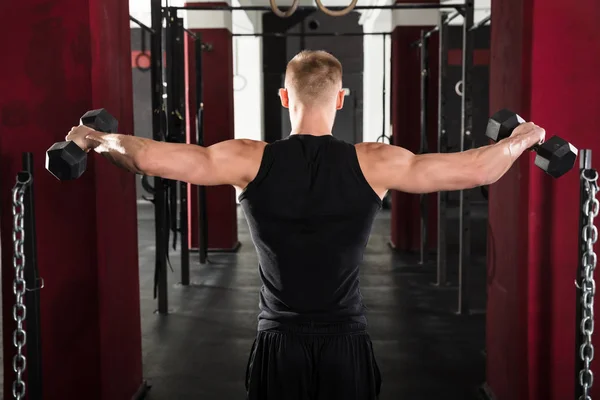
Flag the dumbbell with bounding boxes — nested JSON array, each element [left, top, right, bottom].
[[486, 109, 577, 178], [46, 109, 118, 180]]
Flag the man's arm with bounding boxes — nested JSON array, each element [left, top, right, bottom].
[[357, 122, 545, 196], [67, 125, 265, 188]]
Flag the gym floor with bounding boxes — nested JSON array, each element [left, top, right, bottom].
[[137, 202, 488, 400]]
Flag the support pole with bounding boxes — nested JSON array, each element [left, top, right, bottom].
[[195, 36, 209, 265], [435, 12, 449, 287], [457, 0, 474, 315], [151, 0, 169, 314], [418, 30, 429, 265]]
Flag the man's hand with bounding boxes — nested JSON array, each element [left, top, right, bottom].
[[66, 125, 97, 152], [357, 121, 546, 197], [506, 122, 546, 157]]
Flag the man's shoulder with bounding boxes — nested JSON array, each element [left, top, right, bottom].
[[234, 138, 267, 149], [228, 139, 267, 158], [355, 142, 391, 160]]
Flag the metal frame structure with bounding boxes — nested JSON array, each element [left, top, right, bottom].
[[407, 4, 477, 315], [435, 10, 450, 288], [181, 27, 210, 266], [457, 0, 475, 315], [232, 32, 391, 37], [131, 3, 211, 314], [165, 9, 191, 287], [150, 0, 170, 314], [418, 29, 429, 266], [170, 3, 464, 11], [411, 2, 489, 314], [192, 33, 210, 266], [145, 1, 478, 314]]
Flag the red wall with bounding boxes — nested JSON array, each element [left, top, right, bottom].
[[0, 1, 142, 398], [486, 0, 600, 399]]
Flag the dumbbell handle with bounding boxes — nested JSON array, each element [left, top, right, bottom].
[[50, 108, 115, 146]]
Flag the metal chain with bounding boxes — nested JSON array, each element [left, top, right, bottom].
[[11, 176, 30, 400], [579, 168, 599, 400]]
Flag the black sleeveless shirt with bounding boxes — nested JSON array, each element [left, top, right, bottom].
[[238, 134, 382, 331]]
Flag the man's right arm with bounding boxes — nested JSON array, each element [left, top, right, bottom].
[[357, 122, 545, 197]]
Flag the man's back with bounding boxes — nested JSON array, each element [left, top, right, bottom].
[[239, 134, 382, 330], [67, 48, 546, 400]]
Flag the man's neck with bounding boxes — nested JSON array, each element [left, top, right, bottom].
[[289, 107, 334, 136]]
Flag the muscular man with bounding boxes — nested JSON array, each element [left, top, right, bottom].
[[66, 50, 545, 400]]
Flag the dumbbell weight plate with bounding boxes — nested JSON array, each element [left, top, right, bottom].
[[81, 109, 118, 133], [534, 136, 578, 178], [46, 141, 87, 181]]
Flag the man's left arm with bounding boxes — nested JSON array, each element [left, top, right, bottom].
[[69, 125, 265, 188]]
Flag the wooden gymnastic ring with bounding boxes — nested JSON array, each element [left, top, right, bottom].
[[314, 0, 358, 17], [269, 0, 300, 18]]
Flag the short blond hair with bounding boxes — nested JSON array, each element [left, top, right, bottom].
[[284, 50, 343, 104]]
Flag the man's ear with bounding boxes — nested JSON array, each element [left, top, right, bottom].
[[336, 89, 345, 110], [279, 88, 289, 108]]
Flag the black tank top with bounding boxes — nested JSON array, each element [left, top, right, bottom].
[[239, 134, 382, 331]]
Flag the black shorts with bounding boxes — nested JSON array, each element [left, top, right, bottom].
[[245, 322, 382, 400]]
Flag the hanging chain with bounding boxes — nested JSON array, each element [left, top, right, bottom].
[[11, 174, 31, 400], [579, 168, 599, 400]]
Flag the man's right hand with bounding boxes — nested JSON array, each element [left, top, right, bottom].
[[357, 122, 546, 197], [66, 125, 98, 152]]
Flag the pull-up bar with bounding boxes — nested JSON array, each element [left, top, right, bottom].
[[232, 32, 391, 37], [130, 15, 155, 34], [469, 14, 491, 31], [167, 3, 465, 11]]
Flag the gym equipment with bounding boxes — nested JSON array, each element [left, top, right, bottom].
[[486, 109, 577, 178], [269, 0, 299, 18], [45, 109, 118, 181], [315, 0, 358, 17], [576, 149, 598, 400]]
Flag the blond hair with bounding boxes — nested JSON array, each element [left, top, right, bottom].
[[284, 50, 343, 104]]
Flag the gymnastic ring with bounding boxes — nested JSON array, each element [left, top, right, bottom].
[[454, 80, 463, 96], [233, 74, 247, 91], [135, 52, 151, 72], [315, 0, 358, 17], [269, 0, 300, 18]]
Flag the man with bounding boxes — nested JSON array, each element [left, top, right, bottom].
[[67, 50, 545, 400]]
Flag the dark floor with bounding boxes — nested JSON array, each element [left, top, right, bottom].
[[137, 203, 487, 400]]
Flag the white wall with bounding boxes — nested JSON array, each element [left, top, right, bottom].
[[361, 8, 392, 143], [232, 3, 264, 141]]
